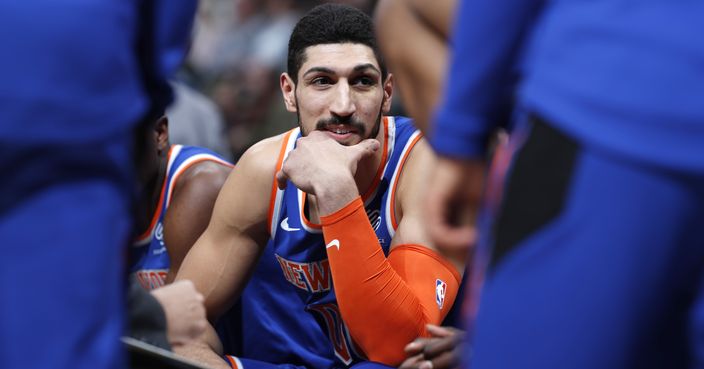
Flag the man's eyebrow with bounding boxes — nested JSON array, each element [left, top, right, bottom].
[[302, 67, 335, 78], [353, 63, 381, 74], [302, 64, 381, 78]]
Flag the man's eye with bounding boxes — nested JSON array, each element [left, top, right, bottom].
[[353, 77, 375, 86], [312, 77, 332, 85]]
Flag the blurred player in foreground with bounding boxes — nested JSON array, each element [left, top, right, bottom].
[[428, 0, 704, 368], [0, 1, 195, 368]]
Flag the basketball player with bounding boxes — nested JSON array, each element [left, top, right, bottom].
[[174, 4, 465, 369], [131, 115, 233, 289]]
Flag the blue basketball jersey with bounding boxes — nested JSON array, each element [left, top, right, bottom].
[[220, 116, 422, 368], [130, 144, 232, 290]]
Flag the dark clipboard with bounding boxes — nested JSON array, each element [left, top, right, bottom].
[[122, 336, 214, 369]]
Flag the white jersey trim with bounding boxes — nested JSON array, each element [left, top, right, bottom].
[[385, 129, 422, 238], [164, 152, 231, 208], [270, 128, 300, 239]]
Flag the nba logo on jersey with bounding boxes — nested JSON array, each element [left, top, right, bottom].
[[436, 279, 447, 309]]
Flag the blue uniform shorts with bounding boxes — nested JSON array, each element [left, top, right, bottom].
[[470, 118, 704, 368]]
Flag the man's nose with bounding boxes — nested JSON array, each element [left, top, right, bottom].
[[329, 80, 356, 117]]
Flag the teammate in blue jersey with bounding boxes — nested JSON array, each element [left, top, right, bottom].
[[0, 2, 195, 369], [131, 115, 233, 290], [426, 0, 704, 368], [173, 5, 466, 369]]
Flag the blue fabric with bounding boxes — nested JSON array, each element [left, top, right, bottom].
[[226, 357, 393, 369], [237, 358, 308, 369], [432, 0, 704, 171], [0, 1, 196, 367], [0, 135, 134, 369], [469, 132, 704, 368], [348, 362, 394, 369], [0, 0, 197, 144]]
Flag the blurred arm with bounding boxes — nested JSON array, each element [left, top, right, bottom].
[[374, 0, 455, 132]]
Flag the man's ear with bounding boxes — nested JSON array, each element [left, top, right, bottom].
[[280, 73, 298, 113], [155, 115, 169, 154], [381, 73, 394, 113]]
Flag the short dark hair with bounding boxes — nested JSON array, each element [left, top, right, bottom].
[[287, 4, 387, 83]]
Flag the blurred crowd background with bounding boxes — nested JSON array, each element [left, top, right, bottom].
[[169, 0, 404, 161]]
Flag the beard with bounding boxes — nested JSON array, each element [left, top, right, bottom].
[[295, 93, 384, 145]]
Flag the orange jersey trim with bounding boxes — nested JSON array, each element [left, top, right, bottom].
[[267, 130, 296, 235], [165, 156, 233, 207], [224, 355, 241, 369], [135, 147, 232, 243], [300, 191, 323, 230], [360, 116, 391, 200], [135, 145, 176, 242]]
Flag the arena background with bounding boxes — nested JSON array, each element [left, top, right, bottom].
[[169, 0, 408, 162]]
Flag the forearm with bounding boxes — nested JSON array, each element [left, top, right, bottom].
[[173, 342, 230, 369], [176, 229, 262, 321], [321, 198, 459, 365], [173, 324, 230, 369]]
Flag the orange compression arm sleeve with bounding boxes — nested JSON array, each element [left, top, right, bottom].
[[320, 197, 461, 365]]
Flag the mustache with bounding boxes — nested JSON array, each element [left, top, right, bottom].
[[315, 115, 367, 136]]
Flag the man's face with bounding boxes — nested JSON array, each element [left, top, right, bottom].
[[282, 43, 392, 146]]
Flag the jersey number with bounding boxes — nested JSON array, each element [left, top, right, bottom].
[[308, 303, 360, 365]]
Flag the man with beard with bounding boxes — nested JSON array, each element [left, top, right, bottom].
[[174, 4, 465, 369]]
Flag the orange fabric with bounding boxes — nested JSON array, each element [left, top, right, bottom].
[[165, 156, 233, 206], [321, 197, 460, 365], [224, 355, 239, 369], [135, 145, 175, 241]]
